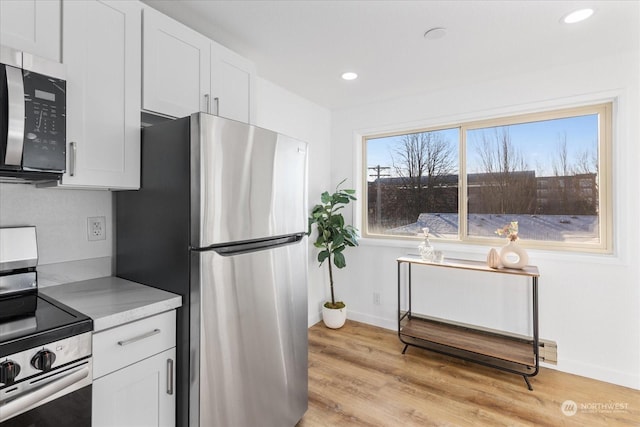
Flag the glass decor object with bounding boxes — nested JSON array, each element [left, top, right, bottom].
[[418, 227, 435, 261]]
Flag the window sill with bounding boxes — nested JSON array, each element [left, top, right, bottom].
[[358, 236, 624, 266]]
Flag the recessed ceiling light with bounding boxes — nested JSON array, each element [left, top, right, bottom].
[[341, 72, 358, 81], [562, 8, 594, 24], [423, 27, 447, 40]]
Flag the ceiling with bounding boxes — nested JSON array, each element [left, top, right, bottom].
[[141, 0, 639, 111]]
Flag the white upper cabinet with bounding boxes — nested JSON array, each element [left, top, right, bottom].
[[61, 0, 141, 189], [142, 7, 210, 118], [141, 6, 255, 123], [0, 0, 61, 61], [210, 42, 255, 124]]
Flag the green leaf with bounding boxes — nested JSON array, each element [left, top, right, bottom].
[[320, 191, 331, 204], [333, 251, 346, 268], [331, 244, 345, 254], [317, 250, 330, 264]]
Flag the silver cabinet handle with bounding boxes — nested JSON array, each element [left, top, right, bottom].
[[204, 93, 210, 114], [117, 328, 160, 346], [4, 66, 25, 166], [69, 142, 77, 176], [214, 97, 219, 115], [167, 358, 174, 395]]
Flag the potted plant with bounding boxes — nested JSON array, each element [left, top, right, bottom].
[[307, 179, 359, 329]]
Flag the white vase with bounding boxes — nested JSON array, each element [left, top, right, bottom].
[[322, 305, 347, 329], [500, 240, 528, 269], [486, 248, 500, 268]]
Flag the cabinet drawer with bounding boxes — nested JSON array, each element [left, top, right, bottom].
[[93, 310, 176, 379]]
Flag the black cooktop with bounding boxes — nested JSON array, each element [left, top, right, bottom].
[[0, 293, 92, 357]]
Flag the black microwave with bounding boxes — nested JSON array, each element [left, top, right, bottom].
[[0, 45, 66, 183]]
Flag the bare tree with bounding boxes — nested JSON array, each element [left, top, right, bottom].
[[552, 132, 570, 176], [552, 132, 571, 212], [391, 131, 456, 221], [573, 147, 597, 175], [472, 127, 535, 214], [547, 134, 598, 215]]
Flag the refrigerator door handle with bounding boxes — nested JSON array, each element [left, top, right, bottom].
[[195, 233, 305, 256]]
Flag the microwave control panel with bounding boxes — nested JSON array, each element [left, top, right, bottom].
[[22, 70, 66, 172]]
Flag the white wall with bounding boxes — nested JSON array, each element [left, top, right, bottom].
[[330, 50, 640, 389], [254, 76, 332, 326]]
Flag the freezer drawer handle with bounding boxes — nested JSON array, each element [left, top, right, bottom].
[[117, 329, 161, 346], [208, 233, 305, 256]]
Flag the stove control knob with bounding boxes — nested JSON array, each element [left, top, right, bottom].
[[0, 360, 21, 385], [31, 350, 56, 372]]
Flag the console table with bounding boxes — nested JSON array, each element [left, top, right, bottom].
[[397, 255, 540, 390]]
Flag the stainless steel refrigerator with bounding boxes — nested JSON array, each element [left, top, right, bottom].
[[116, 113, 308, 427]]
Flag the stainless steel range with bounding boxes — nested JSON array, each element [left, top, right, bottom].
[[0, 226, 93, 426]]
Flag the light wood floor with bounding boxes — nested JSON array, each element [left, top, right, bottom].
[[297, 320, 639, 426]]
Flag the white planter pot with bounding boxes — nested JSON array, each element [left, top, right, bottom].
[[322, 305, 347, 329]]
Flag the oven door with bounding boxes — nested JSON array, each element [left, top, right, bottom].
[[0, 358, 92, 426]]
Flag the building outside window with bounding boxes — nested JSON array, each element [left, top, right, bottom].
[[363, 103, 612, 253]]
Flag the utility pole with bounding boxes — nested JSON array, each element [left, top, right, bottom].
[[368, 165, 390, 227]]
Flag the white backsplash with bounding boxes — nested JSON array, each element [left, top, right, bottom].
[[0, 183, 114, 279]]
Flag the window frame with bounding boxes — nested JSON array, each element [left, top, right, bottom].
[[361, 102, 613, 254]]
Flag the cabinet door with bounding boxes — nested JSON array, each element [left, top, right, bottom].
[[0, 0, 60, 61], [93, 348, 176, 427], [142, 7, 210, 118], [210, 42, 255, 124], [61, 0, 141, 189]]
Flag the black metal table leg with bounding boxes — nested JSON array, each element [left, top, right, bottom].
[[523, 375, 533, 391]]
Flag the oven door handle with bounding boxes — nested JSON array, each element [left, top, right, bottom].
[[0, 365, 90, 423]]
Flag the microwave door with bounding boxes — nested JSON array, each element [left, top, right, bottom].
[[2, 64, 25, 168]]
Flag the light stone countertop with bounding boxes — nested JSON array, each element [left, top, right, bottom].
[[41, 276, 182, 332]]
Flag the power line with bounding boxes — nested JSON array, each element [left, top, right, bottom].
[[368, 165, 390, 225]]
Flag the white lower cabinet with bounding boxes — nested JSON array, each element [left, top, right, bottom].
[[93, 348, 176, 427], [92, 310, 176, 427]]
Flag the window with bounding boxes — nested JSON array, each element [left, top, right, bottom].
[[363, 103, 612, 252]]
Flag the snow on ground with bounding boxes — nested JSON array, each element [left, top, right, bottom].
[[388, 213, 598, 242]]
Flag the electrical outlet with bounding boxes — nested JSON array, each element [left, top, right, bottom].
[[88, 216, 106, 241], [373, 292, 381, 305]]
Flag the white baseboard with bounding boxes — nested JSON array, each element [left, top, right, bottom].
[[346, 309, 396, 331], [551, 359, 640, 391], [308, 310, 322, 328]]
